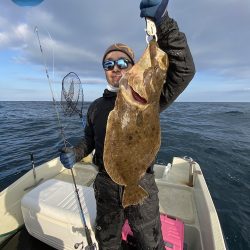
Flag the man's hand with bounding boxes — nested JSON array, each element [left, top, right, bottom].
[[59, 147, 76, 169], [140, 0, 169, 24]]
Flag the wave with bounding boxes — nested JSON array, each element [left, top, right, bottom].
[[224, 111, 244, 115]]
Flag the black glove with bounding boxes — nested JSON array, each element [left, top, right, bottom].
[[140, 0, 169, 24], [59, 147, 76, 169]]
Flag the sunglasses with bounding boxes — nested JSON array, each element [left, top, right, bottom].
[[103, 58, 133, 71]]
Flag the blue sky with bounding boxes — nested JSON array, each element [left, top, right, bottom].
[[0, 0, 250, 102]]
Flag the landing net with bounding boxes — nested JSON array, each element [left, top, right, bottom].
[[61, 72, 84, 119]]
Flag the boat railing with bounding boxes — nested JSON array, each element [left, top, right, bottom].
[[183, 156, 202, 187]]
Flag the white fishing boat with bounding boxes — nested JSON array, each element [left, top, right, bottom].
[[0, 156, 227, 250]]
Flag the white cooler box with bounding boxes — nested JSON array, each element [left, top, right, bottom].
[[21, 179, 98, 250]]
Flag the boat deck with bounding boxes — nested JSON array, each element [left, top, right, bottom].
[[156, 159, 203, 250]]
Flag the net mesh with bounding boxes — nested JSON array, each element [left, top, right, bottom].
[[61, 72, 83, 117]]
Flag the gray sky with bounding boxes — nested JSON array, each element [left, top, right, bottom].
[[0, 0, 250, 101]]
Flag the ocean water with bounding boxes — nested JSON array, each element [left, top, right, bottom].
[[0, 101, 249, 249]]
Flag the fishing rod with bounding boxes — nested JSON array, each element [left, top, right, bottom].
[[34, 26, 67, 145], [24, 153, 44, 191], [34, 26, 96, 250]]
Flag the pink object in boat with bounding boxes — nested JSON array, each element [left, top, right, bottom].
[[122, 214, 184, 250]]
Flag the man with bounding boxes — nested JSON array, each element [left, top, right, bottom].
[[60, 0, 195, 249]]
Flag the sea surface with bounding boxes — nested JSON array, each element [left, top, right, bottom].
[[0, 101, 249, 249]]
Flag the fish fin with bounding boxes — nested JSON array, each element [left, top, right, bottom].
[[122, 185, 149, 208]]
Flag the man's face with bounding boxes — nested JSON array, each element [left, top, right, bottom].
[[103, 51, 133, 88]]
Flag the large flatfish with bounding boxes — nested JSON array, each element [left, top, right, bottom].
[[103, 40, 168, 208]]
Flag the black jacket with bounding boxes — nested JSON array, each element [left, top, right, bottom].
[[74, 14, 195, 171]]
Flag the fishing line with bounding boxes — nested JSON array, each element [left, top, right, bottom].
[[34, 26, 96, 249], [34, 26, 70, 147]]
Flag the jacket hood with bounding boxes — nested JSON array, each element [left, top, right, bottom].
[[103, 89, 117, 98]]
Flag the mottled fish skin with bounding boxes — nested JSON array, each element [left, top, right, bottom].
[[104, 40, 168, 208]]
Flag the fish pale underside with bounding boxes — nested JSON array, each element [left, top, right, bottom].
[[104, 40, 169, 208]]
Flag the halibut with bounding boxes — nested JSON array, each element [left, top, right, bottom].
[[104, 40, 168, 207]]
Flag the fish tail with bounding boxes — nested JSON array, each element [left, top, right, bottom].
[[122, 185, 149, 208]]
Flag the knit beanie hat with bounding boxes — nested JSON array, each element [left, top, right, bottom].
[[102, 43, 135, 65]]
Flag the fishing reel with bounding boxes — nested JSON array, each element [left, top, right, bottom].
[[74, 241, 97, 250], [74, 241, 84, 250]]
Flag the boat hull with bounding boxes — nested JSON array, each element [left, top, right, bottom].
[[0, 157, 227, 250]]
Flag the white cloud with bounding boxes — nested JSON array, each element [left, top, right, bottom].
[[0, 32, 9, 46], [0, 0, 250, 101], [15, 23, 29, 39], [0, 21, 32, 49]]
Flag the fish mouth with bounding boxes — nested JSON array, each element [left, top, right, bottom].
[[130, 86, 147, 104]]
